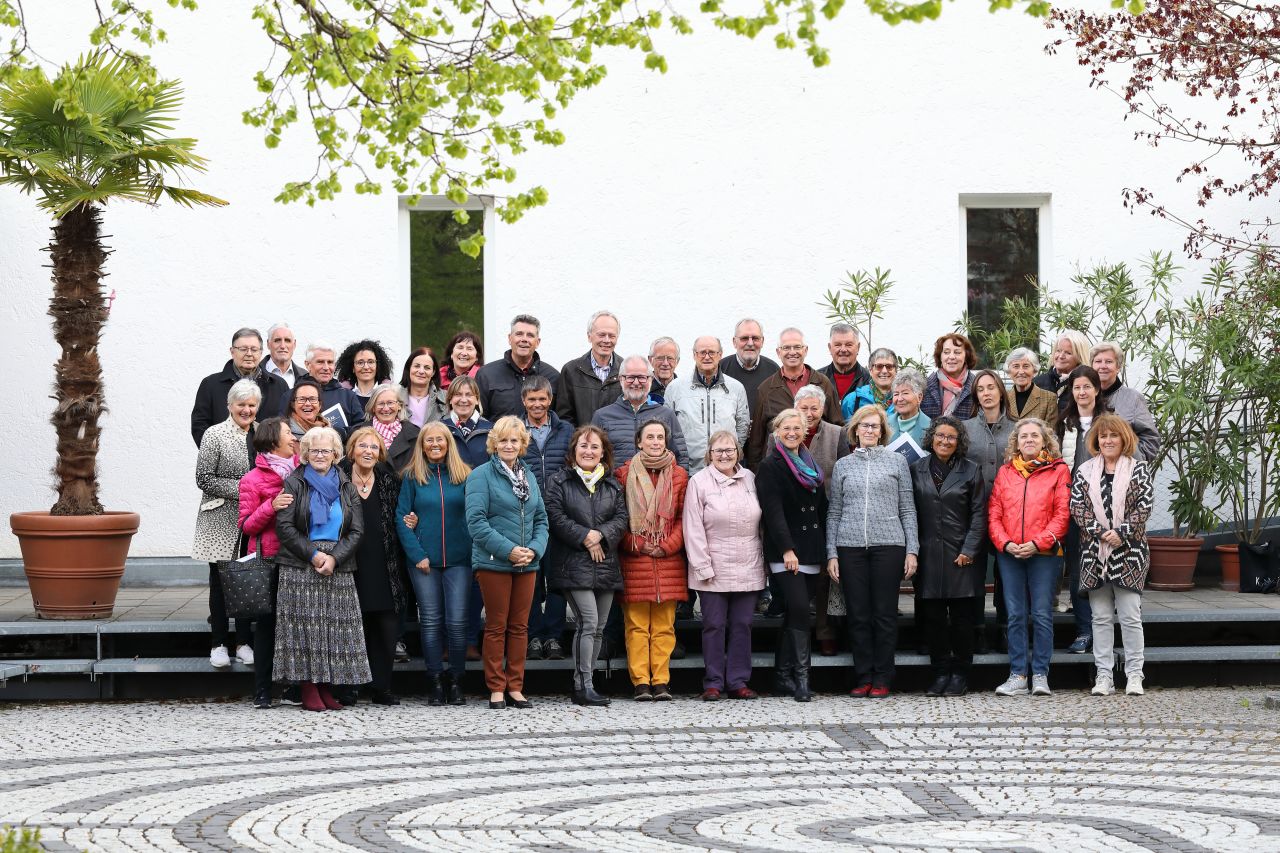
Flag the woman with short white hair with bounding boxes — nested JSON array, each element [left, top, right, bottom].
[[192, 378, 261, 670], [1003, 348, 1058, 427], [886, 369, 930, 445]]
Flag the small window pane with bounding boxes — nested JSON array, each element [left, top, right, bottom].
[[409, 210, 483, 352], [966, 207, 1038, 366]]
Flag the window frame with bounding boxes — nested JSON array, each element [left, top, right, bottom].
[[397, 194, 494, 349]]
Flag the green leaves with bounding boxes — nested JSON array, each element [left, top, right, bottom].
[[819, 267, 895, 353]]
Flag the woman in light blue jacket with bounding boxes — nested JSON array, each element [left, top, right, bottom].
[[465, 415, 550, 710]]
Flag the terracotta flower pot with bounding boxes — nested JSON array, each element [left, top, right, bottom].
[[1215, 544, 1240, 592], [10, 511, 140, 619], [1146, 536, 1202, 591]]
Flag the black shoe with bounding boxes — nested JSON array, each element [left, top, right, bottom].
[[1068, 634, 1092, 654], [671, 641, 686, 661], [527, 638, 544, 660], [488, 698, 506, 710], [755, 591, 772, 615], [572, 688, 586, 706], [634, 684, 653, 701], [425, 673, 445, 707], [371, 690, 401, 706], [505, 693, 533, 709], [544, 638, 565, 660], [944, 673, 968, 696], [444, 672, 466, 706], [335, 688, 358, 707], [787, 627, 812, 703], [394, 640, 410, 663], [253, 691, 272, 710], [773, 628, 796, 695], [280, 685, 302, 706], [925, 674, 950, 697], [651, 683, 672, 701], [675, 601, 694, 621], [973, 629, 990, 656], [581, 685, 610, 706]]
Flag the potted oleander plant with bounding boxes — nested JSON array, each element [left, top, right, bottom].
[[1, 52, 224, 618]]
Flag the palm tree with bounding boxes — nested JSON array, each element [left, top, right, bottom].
[[0, 52, 226, 515]]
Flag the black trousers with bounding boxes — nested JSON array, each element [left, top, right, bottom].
[[774, 570, 817, 632], [363, 610, 400, 693], [919, 597, 977, 675], [838, 545, 905, 687], [207, 562, 252, 649]]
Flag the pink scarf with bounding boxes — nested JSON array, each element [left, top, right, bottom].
[[939, 371, 967, 415], [263, 452, 298, 480], [1081, 454, 1134, 572], [372, 418, 402, 448]]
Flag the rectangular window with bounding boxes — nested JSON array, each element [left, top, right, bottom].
[[960, 194, 1049, 367], [406, 200, 487, 353]]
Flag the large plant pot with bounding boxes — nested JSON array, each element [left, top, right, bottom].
[[10, 511, 140, 619], [1215, 544, 1240, 592], [1146, 536, 1202, 591]]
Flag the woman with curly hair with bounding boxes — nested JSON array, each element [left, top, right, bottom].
[[337, 339, 395, 411]]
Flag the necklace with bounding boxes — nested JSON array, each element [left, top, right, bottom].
[[353, 469, 374, 496]]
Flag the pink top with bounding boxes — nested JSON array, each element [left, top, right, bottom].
[[682, 466, 766, 593]]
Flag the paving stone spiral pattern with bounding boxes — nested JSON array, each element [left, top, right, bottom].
[[2, 687, 1278, 852]]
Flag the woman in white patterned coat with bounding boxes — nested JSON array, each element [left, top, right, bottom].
[[192, 378, 260, 669]]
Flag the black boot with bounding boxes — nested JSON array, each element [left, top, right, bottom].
[[773, 629, 796, 696], [443, 671, 465, 706], [581, 681, 611, 706], [425, 673, 445, 707], [788, 628, 812, 703], [925, 671, 950, 697]]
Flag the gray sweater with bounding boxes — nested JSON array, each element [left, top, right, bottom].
[[826, 446, 919, 558]]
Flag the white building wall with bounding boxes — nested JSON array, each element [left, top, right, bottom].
[[0, 2, 1236, 556]]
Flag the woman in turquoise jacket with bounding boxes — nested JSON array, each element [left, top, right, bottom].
[[395, 421, 473, 705], [465, 415, 550, 709]]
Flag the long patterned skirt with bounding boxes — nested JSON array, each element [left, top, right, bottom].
[[273, 564, 372, 685]]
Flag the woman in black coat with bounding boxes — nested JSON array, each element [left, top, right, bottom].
[[909, 415, 988, 697], [755, 408, 829, 702], [543, 425, 628, 707]]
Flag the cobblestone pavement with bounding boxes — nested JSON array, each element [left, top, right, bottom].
[[2, 687, 1279, 852]]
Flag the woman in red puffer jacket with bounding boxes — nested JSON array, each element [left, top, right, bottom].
[[615, 419, 689, 702], [988, 417, 1071, 699]]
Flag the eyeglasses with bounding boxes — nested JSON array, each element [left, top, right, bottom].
[[778, 345, 805, 353], [354, 359, 378, 368], [857, 423, 881, 432], [232, 346, 262, 355], [650, 355, 677, 363], [871, 363, 896, 372], [736, 335, 762, 343], [309, 448, 334, 456], [933, 433, 958, 442], [694, 350, 720, 358], [710, 448, 738, 456], [294, 397, 319, 405], [374, 401, 399, 409], [621, 374, 649, 383]]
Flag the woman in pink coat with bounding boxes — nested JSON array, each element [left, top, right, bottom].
[[683, 430, 766, 701], [237, 416, 299, 709]]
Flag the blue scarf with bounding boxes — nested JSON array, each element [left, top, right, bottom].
[[775, 437, 823, 492], [303, 465, 341, 526]]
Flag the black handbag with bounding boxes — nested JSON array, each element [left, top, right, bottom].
[[215, 534, 277, 618], [1238, 541, 1278, 594]]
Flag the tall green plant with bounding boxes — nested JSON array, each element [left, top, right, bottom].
[[0, 52, 225, 515], [819, 267, 895, 355]]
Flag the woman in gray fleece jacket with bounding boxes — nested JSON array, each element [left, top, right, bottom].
[[826, 404, 919, 698]]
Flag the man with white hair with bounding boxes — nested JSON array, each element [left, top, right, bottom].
[[665, 336, 749, 473], [556, 310, 623, 426], [591, 354, 689, 468], [647, 336, 680, 403], [301, 341, 365, 438], [191, 326, 287, 446], [744, 327, 841, 467], [260, 322, 302, 389], [819, 323, 871, 404], [720, 318, 779, 411]]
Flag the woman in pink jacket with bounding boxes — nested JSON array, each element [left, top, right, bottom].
[[682, 430, 766, 701], [237, 416, 299, 709]]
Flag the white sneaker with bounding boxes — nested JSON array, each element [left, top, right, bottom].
[[209, 645, 231, 668], [1091, 673, 1115, 696], [994, 674, 1029, 696], [1031, 674, 1052, 696], [1125, 674, 1144, 695], [235, 644, 255, 666]]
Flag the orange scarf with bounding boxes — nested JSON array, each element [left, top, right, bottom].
[[1012, 450, 1056, 479]]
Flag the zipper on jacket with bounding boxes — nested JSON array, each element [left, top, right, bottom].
[[436, 471, 447, 567], [1020, 475, 1030, 546], [862, 452, 871, 545]]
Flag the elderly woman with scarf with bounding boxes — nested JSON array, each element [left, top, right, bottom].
[[273, 426, 369, 712], [465, 415, 550, 709], [1070, 415, 1154, 697], [615, 418, 690, 701], [237, 416, 298, 708], [364, 382, 421, 473], [756, 409, 829, 701]]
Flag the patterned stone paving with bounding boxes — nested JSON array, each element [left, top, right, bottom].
[[1, 687, 1278, 851]]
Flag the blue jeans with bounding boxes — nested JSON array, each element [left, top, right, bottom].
[[528, 561, 567, 643], [409, 564, 473, 676], [997, 553, 1061, 677], [1065, 522, 1093, 637]]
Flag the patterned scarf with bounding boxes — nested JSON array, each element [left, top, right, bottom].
[[303, 464, 341, 525], [494, 456, 530, 502], [939, 371, 967, 415], [1082, 453, 1135, 570], [372, 418, 402, 448], [263, 452, 297, 481], [575, 464, 606, 494], [452, 411, 478, 437], [1012, 450, 1056, 479], [775, 436, 823, 492], [625, 450, 676, 547]]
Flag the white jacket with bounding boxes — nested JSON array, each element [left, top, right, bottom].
[[665, 372, 750, 472]]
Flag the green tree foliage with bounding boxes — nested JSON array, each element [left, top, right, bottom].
[[1, 0, 1051, 256]]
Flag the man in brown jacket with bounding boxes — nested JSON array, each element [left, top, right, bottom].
[[744, 327, 842, 468]]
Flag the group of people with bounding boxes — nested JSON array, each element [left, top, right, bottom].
[[191, 312, 1158, 708]]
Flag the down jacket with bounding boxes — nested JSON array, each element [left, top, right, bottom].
[[443, 415, 493, 468], [464, 457, 549, 573], [543, 467, 628, 592], [682, 465, 766, 593], [614, 459, 689, 604], [237, 454, 291, 558], [988, 457, 1071, 556], [274, 466, 364, 573], [909, 455, 988, 599], [521, 412, 574, 488]]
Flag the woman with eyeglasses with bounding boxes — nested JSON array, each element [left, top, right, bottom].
[[827, 404, 918, 699], [337, 339, 395, 412], [364, 383, 421, 473], [284, 378, 331, 441], [841, 348, 898, 420]]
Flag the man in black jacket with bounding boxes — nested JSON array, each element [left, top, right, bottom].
[[555, 310, 622, 427], [476, 314, 560, 420], [191, 327, 287, 446]]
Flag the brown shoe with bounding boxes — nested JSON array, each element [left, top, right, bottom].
[[651, 683, 673, 701], [465, 644, 481, 662], [633, 683, 653, 701], [728, 686, 758, 700], [700, 688, 722, 702]]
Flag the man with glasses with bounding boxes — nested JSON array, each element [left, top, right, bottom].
[[820, 323, 871, 406], [744, 328, 842, 468], [720, 318, 779, 411], [191, 327, 287, 445], [591, 355, 689, 468], [665, 336, 749, 473], [841, 348, 900, 420], [647, 336, 680, 403], [556, 310, 623, 426], [300, 341, 364, 439]]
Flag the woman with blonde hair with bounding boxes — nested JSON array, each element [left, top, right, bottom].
[[396, 421, 474, 704], [465, 416, 549, 709], [1035, 330, 1092, 415], [1070, 415, 1155, 696], [365, 382, 420, 472]]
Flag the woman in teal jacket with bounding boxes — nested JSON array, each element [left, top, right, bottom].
[[465, 415, 550, 709], [395, 421, 473, 705]]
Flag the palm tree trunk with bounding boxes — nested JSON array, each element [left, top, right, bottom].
[[48, 205, 107, 516]]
